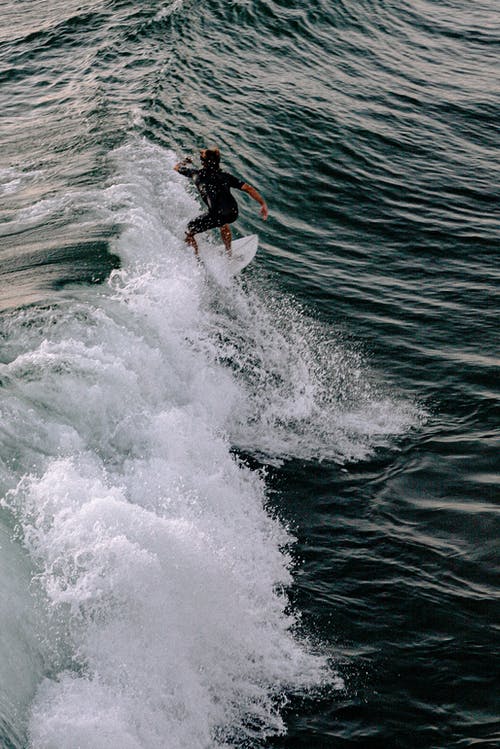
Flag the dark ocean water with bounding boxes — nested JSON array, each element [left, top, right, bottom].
[[0, 1, 499, 747]]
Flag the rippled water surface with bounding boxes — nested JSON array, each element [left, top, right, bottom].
[[0, 1, 498, 747]]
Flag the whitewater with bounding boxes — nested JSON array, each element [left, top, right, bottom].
[[0, 139, 417, 748]]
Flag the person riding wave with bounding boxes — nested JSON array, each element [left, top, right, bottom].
[[174, 147, 268, 256]]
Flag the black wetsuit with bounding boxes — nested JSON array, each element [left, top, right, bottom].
[[177, 164, 245, 235]]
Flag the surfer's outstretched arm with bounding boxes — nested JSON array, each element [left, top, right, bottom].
[[174, 158, 196, 176], [241, 183, 268, 220]]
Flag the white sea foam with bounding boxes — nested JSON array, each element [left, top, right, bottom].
[[0, 167, 41, 198], [155, 0, 185, 21], [0, 520, 45, 748], [0, 138, 421, 747]]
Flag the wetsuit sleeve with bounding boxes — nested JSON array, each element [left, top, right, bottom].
[[176, 165, 198, 178], [227, 173, 245, 190]]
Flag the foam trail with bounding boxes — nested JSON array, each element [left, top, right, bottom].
[[1, 139, 341, 749], [200, 279, 422, 465]]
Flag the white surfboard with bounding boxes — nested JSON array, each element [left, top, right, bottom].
[[199, 234, 258, 276], [228, 234, 259, 273]]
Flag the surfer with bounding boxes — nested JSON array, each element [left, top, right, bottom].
[[174, 147, 268, 256]]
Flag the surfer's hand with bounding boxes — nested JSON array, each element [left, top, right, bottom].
[[174, 157, 193, 172], [174, 157, 192, 171], [260, 203, 269, 220]]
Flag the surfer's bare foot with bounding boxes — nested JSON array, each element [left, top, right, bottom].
[[220, 224, 232, 256], [185, 232, 199, 256]]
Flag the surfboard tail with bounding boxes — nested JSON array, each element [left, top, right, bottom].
[[228, 235, 259, 274]]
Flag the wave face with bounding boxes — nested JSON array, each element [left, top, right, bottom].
[[0, 140, 414, 747]]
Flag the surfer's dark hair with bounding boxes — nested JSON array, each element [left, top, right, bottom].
[[200, 148, 220, 169]]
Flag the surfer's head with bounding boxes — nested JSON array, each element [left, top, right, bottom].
[[200, 147, 220, 169]]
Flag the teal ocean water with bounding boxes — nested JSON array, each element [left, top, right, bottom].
[[1, 1, 498, 747]]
